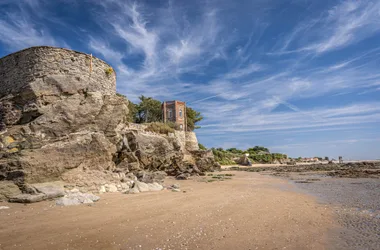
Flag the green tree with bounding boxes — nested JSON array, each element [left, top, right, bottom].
[[186, 106, 203, 131], [125, 100, 138, 122], [136, 95, 162, 123], [246, 146, 270, 154], [226, 148, 244, 154]]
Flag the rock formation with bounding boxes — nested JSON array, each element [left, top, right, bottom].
[[0, 46, 220, 202]]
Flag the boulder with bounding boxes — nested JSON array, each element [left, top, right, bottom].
[[9, 193, 47, 203], [136, 171, 167, 184], [120, 183, 130, 192], [134, 181, 150, 192], [56, 192, 100, 206], [32, 181, 65, 199], [147, 182, 164, 191], [105, 184, 118, 193], [56, 197, 82, 206], [0, 181, 21, 201], [176, 173, 188, 180], [235, 155, 250, 166], [99, 186, 106, 193], [127, 187, 140, 194]]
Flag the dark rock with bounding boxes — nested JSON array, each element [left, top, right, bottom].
[[9, 193, 47, 203], [176, 173, 188, 180], [136, 171, 167, 184]]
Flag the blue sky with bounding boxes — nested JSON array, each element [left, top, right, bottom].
[[1, 0, 380, 160]]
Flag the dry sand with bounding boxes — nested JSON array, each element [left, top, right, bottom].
[[0, 172, 335, 250]]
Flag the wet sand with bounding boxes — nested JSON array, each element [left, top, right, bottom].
[[287, 174, 380, 250], [0, 172, 333, 250], [222, 162, 380, 249]]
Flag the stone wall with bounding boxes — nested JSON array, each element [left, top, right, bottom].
[[185, 131, 199, 152], [127, 124, 199, 155], [0, 46, 116, 98], [174, 130, 187, 153]]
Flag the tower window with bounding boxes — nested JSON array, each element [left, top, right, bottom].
[[179, 109, 183, 117], [168, 109, 172, 118]]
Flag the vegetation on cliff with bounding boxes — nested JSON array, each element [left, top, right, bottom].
[[145, 122, 182, 135], [186, 107, 203, 131], [209, 147, 288, 165], [117, 93, 203, 131]]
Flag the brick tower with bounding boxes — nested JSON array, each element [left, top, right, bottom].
[[162, 100, 187, 131]]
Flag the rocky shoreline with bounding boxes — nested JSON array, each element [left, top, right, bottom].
[[224, 161, 380, 178]]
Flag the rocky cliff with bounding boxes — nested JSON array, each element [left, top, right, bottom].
[[0, 46, 220, 202]]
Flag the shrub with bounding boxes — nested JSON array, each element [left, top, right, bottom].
[[105, 67, 114, 76], [198, 143, 207, 150], [211, 147, 287, 165], [166, 121, 181, 130], [145, 122, 175, 135], [211, 148, 239, 165]]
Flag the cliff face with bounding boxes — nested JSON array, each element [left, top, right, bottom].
[[0, 46, 219, 200]]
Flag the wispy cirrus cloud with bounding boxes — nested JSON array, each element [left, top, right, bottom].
[[275, 1, 380, 55], [0, 0, 66, 50], [0, 0, 379, 158], [223, 63, 264, 79], [198, 102, 380, 134], [0, 14, 58, 50], [81, 0, 232, 101]]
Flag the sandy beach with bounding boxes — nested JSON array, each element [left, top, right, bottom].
[[0, 172, 334, 250]]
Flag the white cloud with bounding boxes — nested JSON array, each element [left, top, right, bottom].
[[198, 101, 380, 135], [277, 1, 380, 55], [224, 64, 263, 79], [1, 0, 379, 158], [0, 15, 58, 50], [85, 0, 227, 101]]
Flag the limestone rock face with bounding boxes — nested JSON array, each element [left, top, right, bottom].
[[0, 92, 128, 185], [113, 132, 184, 176], [190, 150, 221, 172], [0, 47, 128, 196], [0, 46, 219, 202]]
